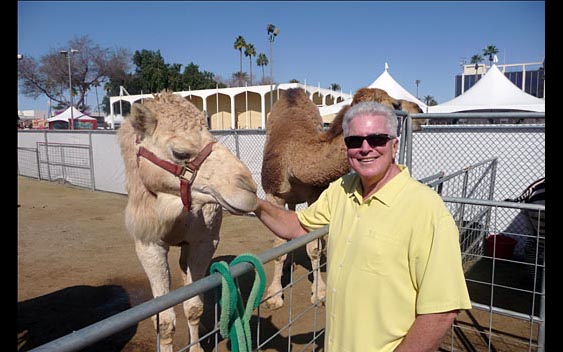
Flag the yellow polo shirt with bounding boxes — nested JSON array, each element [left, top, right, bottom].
[[296, 165, 472, 352]]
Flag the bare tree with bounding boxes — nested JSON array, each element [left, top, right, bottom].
[[17, 35, 130, 111]]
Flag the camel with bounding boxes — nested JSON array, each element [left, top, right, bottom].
[[397, 99, 427, 131], [117, 91, 258, 352], [352, 87, 427, 131], [352, 87, 402, 109], [261, 88, 349, 310]]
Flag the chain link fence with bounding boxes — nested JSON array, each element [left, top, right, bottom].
[[18, 111, 545, 351]]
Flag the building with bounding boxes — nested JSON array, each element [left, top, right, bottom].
[[455, 61, 544, 99], [107, 83, 351, 130]]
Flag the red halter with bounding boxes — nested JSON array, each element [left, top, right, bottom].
[[136, 141, 216, 211]]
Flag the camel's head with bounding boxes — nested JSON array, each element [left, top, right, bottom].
[[397, 99, 423, 114], [397, 99, 427, 131], [352, 87, 401, 110], [128, 92, 257, 214]]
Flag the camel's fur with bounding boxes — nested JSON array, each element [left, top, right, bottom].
[[352, 87, 402, 110], [117, 91, 257, 352], [397, 99, 428, 131], [261, 88, 349, 309], [351, 88, 427, 131]]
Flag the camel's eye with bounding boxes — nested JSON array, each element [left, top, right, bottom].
[[172, 150, 191, 160]]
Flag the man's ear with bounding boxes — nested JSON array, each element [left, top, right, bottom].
[[129, 103, 157, 138], [392, 137, 400, 157]]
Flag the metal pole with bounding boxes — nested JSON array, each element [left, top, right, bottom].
[[61, 49, 78, 130], [269, 38, 273, 111], [66, 52, 74, 130]]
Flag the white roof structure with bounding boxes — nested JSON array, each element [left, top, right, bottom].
[[368, 63, 428, 111], [319, 63, 428, 120], [48, 107, 97, 123], [427, 64, 545, 113], [318, 97, 352, 116]]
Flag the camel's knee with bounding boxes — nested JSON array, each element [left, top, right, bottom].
[[152, 309, 176, 345], [185, 301, 204, 325], [306, 242, 323, 260]]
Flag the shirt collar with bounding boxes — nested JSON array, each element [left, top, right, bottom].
[[350, 164, 410, 206]]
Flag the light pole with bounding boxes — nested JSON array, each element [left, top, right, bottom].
[[267, 24, 280, 111], [415, 79, 421, 99], [60, 49, 79, 129]]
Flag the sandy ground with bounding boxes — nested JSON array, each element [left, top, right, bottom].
[[17, 176, 325, 352], [17, 176, 543, 351]]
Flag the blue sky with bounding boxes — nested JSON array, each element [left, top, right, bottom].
[[18, 1, 545, 112]]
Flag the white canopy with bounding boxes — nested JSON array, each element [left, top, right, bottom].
[[427, 64, 545, 113], [48, 107, 97, 123], [368, 63, 428, 111]]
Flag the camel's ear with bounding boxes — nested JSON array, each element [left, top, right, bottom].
[[130, 103, 157, 137]]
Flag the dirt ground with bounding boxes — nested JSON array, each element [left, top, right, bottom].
[[17, 176, 542, 352], [17, 176, 325, 352]]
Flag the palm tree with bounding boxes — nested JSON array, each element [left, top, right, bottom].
[[470, 54, 483, 64], [289, 79, 300, 83], [231, 71, 248, 87], [244, 43, 256, 85], [470, 54, 484, 81], [256, 53, 269, 83], [233, 35, 247, 74], [423, 95, 437, 106], [482, 45, 499, 66], [329, 83, 341, 91]]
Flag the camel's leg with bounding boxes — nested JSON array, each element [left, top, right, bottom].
[[264, 236, 289, 310], [179, 205, 222, 352], [306, 237, 326, 305], [264, 194, 290, 310], [135, 240, 175, 352]]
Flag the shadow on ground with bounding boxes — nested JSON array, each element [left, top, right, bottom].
[[17, 285, 136, 351]]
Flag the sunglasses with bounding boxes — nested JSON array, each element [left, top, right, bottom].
[[344, 133, 395, 149]]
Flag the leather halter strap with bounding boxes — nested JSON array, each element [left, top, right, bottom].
[[136, 141, 216, 210]]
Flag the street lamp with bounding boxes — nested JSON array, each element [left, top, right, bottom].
[[267, 24, 280, 110], [415, 79, 421, 99], [60, 49, 79, 129]]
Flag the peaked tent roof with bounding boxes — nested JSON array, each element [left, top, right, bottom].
[[368, 63, 428, 111], [48, 107, 97, 122], [427, 64, 545, 113]]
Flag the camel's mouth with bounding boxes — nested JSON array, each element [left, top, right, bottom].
[[194, 187, 257, 215], [217, 193, 258, 215]]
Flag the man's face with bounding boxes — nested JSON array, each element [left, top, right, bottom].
[[346, 114, 398, 183]]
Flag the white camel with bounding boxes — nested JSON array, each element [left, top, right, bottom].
[[117, 91, 257, 352]]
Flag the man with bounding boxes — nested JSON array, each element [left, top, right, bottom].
[[253, 101, 471, 351]]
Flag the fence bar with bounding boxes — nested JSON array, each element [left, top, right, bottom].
[[29, 225, 329, 352], [442, 196, 545, 211], [413, 112, 545, 120]]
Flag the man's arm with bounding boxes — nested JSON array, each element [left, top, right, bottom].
[[394, 310, 459, 352], [253, 198, 308, 240]]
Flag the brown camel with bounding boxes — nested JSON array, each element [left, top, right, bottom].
[[261, 88, 349, 310], [117, 91, 257, 352], [352, 87, 427, 131], [397, 99, 427, 131], [352, 87, 402, 109]]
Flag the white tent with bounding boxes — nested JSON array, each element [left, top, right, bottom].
[[47, 107, 97, 123], [368, 63, 428, 111], [427, 64, 545, 113]]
